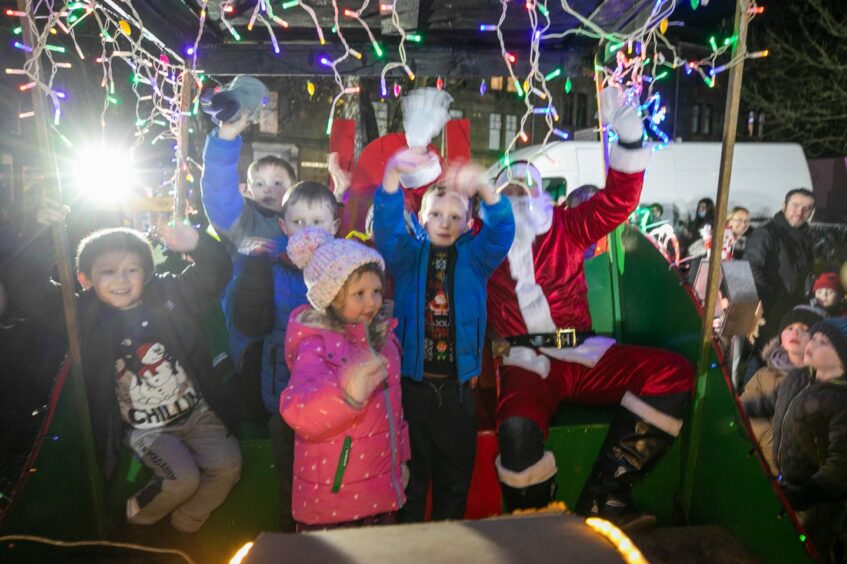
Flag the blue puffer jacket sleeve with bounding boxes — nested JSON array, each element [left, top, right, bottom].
[[372, 186, 418, 274], [201, 130, 244, 233], [469, 197, 515, 278]]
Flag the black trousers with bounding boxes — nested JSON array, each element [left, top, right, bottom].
[[268, 413, 296, 533], [398, 378, 477, 522]]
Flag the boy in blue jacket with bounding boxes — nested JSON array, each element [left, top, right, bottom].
[[201, 109, 341, 532], [374, 149, 515, 521]]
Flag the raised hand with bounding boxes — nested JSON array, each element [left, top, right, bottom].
[[328, 152, 352, 203], [237, 236, 276, 257], [157, 222, 200, 253], [339, 353, 389, 407], [444, 161, 498, 204], [383, 148, 436, 193], [218, 111, 253, 141], [599, 85, 644, 144]]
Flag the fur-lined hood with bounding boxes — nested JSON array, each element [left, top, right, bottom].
[[284, 304, 398, 367], [762, 336, 799, 376]]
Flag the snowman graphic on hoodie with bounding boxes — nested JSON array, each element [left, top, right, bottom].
[[116, 340, 201, 428]]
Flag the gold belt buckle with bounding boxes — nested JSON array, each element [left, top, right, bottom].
[[555, 328, 577, 349]]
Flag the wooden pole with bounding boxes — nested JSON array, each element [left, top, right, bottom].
[[16, 0, 107, 533], [17, 1, 83, 374], [174, 71, 193, 223], [681, 0, 750, 515]]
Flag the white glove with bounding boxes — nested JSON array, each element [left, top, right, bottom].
[[402, 88, 454, 148], [339, 354, 388, 407], [599, 85, 644, 144]]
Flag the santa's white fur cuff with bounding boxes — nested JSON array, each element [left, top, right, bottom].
[[609, 144, 651, 174], [496, 451, 558, 488], [621, 391, 683, 437]]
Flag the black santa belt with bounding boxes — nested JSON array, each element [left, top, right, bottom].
[[506, 329, 595, 349]]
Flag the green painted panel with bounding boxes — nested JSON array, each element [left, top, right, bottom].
[[613, 226, 809, 563], [688, 364, 811, 563], [547, 406, 681, 527], [585, 253, 614, 336]]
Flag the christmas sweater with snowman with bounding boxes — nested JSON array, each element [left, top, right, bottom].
[[114, 304, 201, 429]]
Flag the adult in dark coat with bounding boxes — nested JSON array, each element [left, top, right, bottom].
[[745, 189, 816, 350]]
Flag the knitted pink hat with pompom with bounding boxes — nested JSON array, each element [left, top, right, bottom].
[[287, 227, 385, 311]]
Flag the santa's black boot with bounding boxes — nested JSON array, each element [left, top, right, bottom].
[[496, 417, 559, 512], [575, 391, 687, 532], [500, 474, 558, 512]]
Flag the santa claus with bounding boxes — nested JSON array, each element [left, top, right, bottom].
[[488, 86, 695, 530]]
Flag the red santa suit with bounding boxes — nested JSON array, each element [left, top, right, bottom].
[[488, 145, 695, 506]]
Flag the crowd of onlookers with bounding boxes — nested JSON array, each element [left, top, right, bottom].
[[637, 188, 847, 560]]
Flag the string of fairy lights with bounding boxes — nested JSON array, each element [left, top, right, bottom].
[[5, 0, 767, 201]]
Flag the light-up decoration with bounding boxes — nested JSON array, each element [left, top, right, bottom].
[[70, 145, 137, 204], [638, 93, 670, 148], [11, 0, 768, 214], [584, 518, 647, 564], [229, 542, 254, 564], [480, 79, 487, 96]]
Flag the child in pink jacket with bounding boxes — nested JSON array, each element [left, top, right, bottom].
[[280, 227, 410, 530]]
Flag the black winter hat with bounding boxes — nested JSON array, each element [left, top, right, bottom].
[[810, 317, 847, 371], [779, 304, 828, 333]]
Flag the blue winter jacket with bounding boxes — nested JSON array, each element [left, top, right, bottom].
[[373, 187, 515, 383], [201, 131, 308, 413]]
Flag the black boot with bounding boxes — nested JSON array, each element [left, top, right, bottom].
[[501, 475, 558, 512], [497, 417, 558, 512], [575, 393, 684, 532]]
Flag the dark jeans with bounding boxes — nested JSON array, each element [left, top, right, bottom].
[[398, 378, 477, 523], [268, 413, 296, 532]]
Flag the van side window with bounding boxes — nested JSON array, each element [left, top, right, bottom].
[[543, 177, 567, 204]]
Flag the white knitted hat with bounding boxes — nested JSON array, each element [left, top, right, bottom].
[[287, 228, 385, 311]]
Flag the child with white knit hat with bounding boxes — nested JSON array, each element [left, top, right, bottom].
[[279, 227, 410, 530]]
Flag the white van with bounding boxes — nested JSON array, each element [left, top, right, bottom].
[[488, 141, 812, 221]]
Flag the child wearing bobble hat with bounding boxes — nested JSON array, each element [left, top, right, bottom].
[[280, 227, 410, 530], [743, 317, 847, 560]]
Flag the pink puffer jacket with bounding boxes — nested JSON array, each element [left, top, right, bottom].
[[281, 304, 410, 525]]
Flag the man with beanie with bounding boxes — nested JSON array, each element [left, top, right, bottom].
[[486, 86, 694, 531], [743, 317, 847, 559]]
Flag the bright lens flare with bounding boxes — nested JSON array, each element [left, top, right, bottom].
[[70, 146, 136, 204]]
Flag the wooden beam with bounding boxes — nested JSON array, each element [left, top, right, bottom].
[[681, 0, 750, 517], [174, 71, 193, 222], [16, 0, 107, 534]]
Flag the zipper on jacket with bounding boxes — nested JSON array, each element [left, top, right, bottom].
[[415, 242, 426, 379], [776, 375, 812, 470], [383, 381, 404, 502], [331, 436, 353, 493]]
